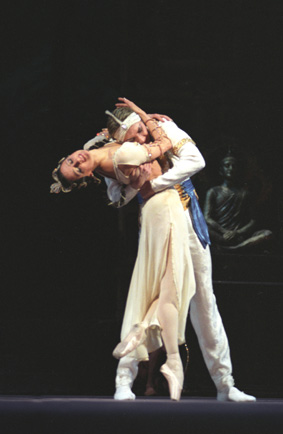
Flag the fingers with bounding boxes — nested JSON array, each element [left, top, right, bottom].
[[140, 162, 151, 173], [161, 114, 172, 121], [118, 97, 131, 102], [115, 97, 130, 108], [147, 113, 172, 122]]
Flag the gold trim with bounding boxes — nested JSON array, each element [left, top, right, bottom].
[[173, 137, 196, 155], [174, 184, 191, 210]]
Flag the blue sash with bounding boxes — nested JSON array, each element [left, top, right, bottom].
[[181, 179, 210, 248], [137, 180, 210, 249]]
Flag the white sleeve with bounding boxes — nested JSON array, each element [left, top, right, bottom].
[[104, 177, 139, 207], [150, 141, 206, 192]]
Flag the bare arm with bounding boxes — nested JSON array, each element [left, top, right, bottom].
[[116, 97, 172, 156]]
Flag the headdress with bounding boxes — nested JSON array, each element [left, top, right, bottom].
[[50, 157, 100, 194], [105, 110, 141, 142]]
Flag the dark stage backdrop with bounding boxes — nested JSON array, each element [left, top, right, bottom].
[[1, 0, 283, 396]]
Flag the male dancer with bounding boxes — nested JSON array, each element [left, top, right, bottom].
[[103, 99, 256, 402]]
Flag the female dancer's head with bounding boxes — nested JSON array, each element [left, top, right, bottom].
[[50, 150, 99, 194]]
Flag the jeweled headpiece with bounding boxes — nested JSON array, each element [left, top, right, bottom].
[[105, 110, 141, 142]]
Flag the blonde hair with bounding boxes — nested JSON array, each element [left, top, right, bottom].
[[106, 107, 133, 138]]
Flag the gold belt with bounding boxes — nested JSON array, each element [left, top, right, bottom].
[[174, 184, 198, 210]]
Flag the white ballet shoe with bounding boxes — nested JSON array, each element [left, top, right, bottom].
[[160, 363, 183, 401], [217, 386, 256, 402], [113, 324, 146, 359], [114, 385, 136, 400]]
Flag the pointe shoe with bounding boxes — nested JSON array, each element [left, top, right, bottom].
[[217, 386, 256, 402], [160, 363, 183, 401], [113, 324, 146, 359]]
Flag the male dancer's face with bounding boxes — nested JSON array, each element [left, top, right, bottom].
[[123, 121, 150, 144]]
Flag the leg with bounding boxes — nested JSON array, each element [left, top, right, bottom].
[[186, 210, 256, 401], [113, 299, 159, 359], [114, 355, 139, 400], [157, 240, 184, 401], [190, 244, 234, 392], [145, 346, 166, 396]]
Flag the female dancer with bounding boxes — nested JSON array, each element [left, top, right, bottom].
[[50, 99, 195, 400]]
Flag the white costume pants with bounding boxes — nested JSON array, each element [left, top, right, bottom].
[[186, 208, 234, 392]]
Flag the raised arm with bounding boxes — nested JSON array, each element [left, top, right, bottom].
[[116, 98, 172, 156]]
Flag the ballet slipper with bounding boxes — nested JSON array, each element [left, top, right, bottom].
[[113, 324, 146, 359], [217, 387, 256, 402], [160, 362, 183, 401], [114, 386, 136, 400]]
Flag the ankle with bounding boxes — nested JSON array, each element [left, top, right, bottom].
[[167, 352, 181, 362], [166, 353, 182, 370]]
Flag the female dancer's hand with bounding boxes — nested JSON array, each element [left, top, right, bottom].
[[116, 97, 146, 117], [116, 97, 172, 122]]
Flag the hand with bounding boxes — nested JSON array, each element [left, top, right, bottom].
[[115, 97, 145, 117], [96, 128, 110, 140], [130, 163, 152, 190], [148, 113, 172, 122]]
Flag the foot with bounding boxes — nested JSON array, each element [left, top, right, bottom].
[[160, 354, 183, 401], [144, 386, 157, 396], [113, 324, 146, 359], [217, 386, 256, 402], [114, 385, 136, 400]]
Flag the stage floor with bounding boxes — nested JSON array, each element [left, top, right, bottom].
[[0, 396, 282, 434]]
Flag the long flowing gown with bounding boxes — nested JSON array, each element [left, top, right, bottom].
[[113, 142, 196, 361]]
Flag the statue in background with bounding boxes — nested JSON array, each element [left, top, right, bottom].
[[203, 151, 272, 252]]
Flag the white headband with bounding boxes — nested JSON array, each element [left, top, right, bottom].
[[105, 110, 141, 142]]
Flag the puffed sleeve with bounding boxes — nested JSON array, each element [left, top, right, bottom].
[[115, 142, 149, 166]]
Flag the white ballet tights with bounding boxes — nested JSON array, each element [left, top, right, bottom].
[[156, 240, 180, 359]]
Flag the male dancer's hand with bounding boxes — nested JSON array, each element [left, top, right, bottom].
[[147, 113, 172, 122], [97, 128, 110, 140]]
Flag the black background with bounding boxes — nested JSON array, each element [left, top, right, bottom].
[[1, 0, 283, 396]]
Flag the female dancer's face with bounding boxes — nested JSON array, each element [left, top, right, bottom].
[[60, 150, 93, 181]]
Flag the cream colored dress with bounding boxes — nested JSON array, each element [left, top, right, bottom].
[[113, 142, 196, 361]]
